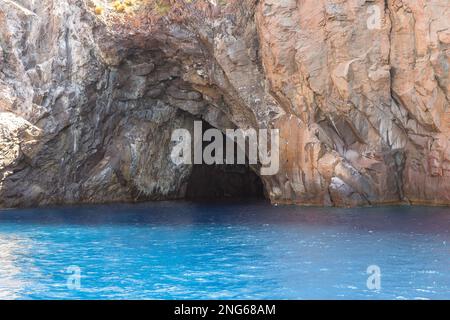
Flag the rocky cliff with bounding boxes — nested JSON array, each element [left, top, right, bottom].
[[0, 0, 448, 208]]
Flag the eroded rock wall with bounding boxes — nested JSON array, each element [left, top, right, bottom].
[[0, 0, 448, 207], [0, 0, 197, 207]]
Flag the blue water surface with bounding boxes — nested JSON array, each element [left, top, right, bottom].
[[0, 201, 448, 300]]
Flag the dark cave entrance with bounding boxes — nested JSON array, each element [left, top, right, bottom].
[[185, 121, 266, 201]]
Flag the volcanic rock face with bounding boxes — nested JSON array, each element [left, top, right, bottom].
[[0, 0, 448, 207]]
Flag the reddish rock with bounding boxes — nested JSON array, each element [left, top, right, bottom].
[[0, 0, 448, 207]]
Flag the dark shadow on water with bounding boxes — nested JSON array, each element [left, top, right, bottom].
[[0, 201, 448, 235]]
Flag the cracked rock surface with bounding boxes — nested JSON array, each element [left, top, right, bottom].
[[0, 0, 448, 208]]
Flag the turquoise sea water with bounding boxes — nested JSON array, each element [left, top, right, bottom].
[[0, 201, 448, 300]]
